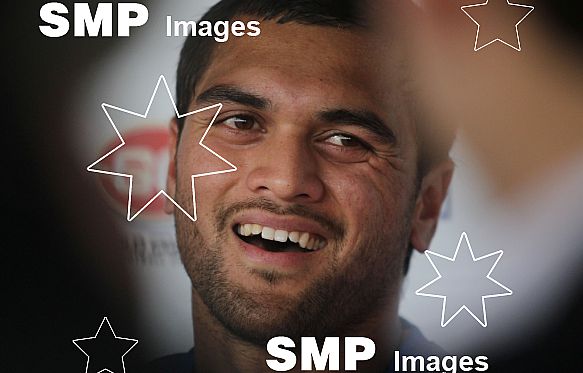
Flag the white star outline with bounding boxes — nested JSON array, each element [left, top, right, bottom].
[[461, 0, 535, 51], [415, 232, 513, 327], [72, 317, 138, 373], [86, 75, 237, 221]]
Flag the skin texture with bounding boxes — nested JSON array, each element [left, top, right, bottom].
[[166, 21, 453, 372]]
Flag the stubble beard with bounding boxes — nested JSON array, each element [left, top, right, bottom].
[[175, 193, 413, 346]]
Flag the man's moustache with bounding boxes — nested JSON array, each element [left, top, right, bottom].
[[215, 197, 346, 240]]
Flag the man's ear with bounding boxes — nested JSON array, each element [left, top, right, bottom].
[[164, 118, 179, 214], [410, 159, 454, 252]]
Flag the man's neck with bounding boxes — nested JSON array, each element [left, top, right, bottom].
[[190, 289, 402, 373]]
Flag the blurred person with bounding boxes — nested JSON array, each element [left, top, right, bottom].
[[150, 0, 456, 372], [372, 0, 582, 370], [4, 1, 144, 371]]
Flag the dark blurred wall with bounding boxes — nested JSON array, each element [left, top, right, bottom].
[[3, 1, 145, 371]]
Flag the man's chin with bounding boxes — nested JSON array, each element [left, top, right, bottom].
[[194, 254, 393, 346], [197, 280, 309, 345]]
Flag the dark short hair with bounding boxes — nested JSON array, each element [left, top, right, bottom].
[[175, 0, 455, 274], [176, 0, 365, 131]]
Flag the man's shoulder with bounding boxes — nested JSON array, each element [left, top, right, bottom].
[[143, 320, 442, 373], [398, 318, 446, 357], [382, 318, 445, 373], [144, 348, 194, 373]]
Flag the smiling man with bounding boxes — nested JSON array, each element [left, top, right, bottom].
[[157, 1, 454, 372]]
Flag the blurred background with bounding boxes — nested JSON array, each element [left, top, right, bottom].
[[6, 0, 580, 371]]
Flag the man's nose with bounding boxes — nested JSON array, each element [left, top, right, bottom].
[[245, 136, 325, 203]]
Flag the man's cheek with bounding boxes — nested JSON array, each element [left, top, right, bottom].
[[330, 177, 388, 233], [177, 134, 234, 176], [193, 175, 240, 224], [338, 177, 408, 240], [332, 174, 398, 213]]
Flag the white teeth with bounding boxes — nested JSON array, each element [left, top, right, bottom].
[[236, 224, 326, 251], [239, 224, 251, 236], [289, 232, 300, 243], [274, 230, 288, 242], [299, 232, 310, 248], [261, 226, 275, 240], [251, 224, 262, 235]]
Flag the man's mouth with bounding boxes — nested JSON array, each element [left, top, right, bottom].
[[234, 223, 326, 253]]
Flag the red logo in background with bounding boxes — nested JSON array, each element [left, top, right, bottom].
[[98, 127, 170, 219]]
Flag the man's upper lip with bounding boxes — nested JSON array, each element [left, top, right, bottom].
[[232, 210, 331, 240]]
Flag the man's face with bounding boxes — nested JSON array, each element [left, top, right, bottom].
[[168, 21, 421, 344]]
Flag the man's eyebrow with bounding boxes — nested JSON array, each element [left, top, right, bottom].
[[196, 85, 270, 109], [318, 109, 396, 143]]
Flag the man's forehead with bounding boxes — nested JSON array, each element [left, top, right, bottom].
[[193, 20, 395, 104], [207, 20, 377, 75]]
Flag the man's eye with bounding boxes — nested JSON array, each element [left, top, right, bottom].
[[317, 132, 374, 163], [325, 134, 368, 149], [221, 115, 258, 130]]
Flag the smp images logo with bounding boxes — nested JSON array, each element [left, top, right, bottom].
[[98, 127, 170, 220], [39, 2, 148, 37]]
